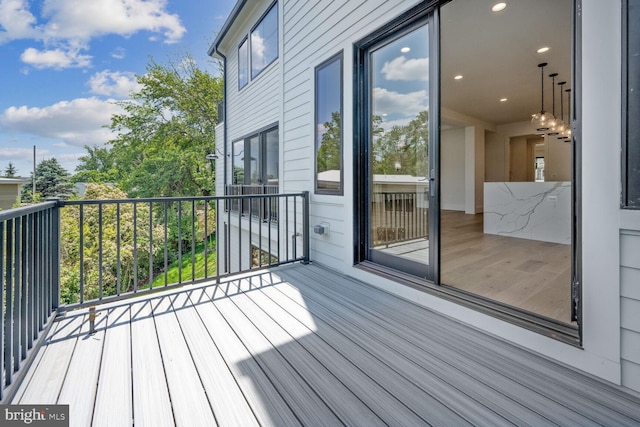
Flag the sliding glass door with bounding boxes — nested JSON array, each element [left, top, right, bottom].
[[364, 19, 434, 279]]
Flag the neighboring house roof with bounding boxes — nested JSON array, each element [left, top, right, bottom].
[[0, 177, 30, 185], [372, 174, 429, 185], [208, 0, 248, 58]]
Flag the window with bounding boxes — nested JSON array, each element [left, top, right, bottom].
[[251, 2, 278, 79], [231, 126, 279, 188], [315, 52, 343, 194], [623, 0, 640, 208], [238, 37, 248, 89]]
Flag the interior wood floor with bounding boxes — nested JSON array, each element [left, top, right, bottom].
[[441, 210, 573, 324]]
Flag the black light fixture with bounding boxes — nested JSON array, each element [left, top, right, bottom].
[[531, 63, 552, 132], [561, 88, 572, 142], [547, 73, 559, 135], [555, 81, 568, 139]]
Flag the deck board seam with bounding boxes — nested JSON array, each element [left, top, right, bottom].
[[148, 300, 184, 427], [89, 310, 108, 427], [167, 294, 221, 427]]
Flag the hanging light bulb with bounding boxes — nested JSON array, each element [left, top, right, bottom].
[[547, 73, 559, 135], [531, 63, 552, 132], [555, 81, 567, 138]]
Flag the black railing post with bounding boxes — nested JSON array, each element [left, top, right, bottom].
[[302, 191, 310, 264], [45, 198, 61, 310]]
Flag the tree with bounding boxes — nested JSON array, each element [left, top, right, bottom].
[[317, 111, 342, 173], [372, 110, 429, 177], [4, 162, 17, 177], [21, 158, 75, 202], [60, 184, 163, 303], [98, 53, 223, 197], [73, 145, 118, 183]]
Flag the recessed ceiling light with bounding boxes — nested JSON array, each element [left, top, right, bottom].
[[537, 46, 550, 53], [400, 47, 411, 53], [454, 75, 463, 80], [491, 2, 507, 12], [499, 98, 508, 102]]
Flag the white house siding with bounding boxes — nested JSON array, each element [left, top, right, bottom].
[[620, 229, 640, 393], [282, 0, 423, 267], [218, 2, 282, 188], [216, 0, 640, 392]]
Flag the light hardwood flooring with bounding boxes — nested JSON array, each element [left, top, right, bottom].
[[441, 210, 573, 324]]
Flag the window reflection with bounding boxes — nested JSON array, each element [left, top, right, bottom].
[[315, 53, 343, 194], [251, 3, 278, 79]]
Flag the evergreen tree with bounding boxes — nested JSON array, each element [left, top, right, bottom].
[[21, 158, 75, 202], [4, 162, 17, 177]]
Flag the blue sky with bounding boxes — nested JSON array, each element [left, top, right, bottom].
[[0, 0, 236, 178]]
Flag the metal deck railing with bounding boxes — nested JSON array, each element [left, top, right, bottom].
[[0, 191, 309, 403]]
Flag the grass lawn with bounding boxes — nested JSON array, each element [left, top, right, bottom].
[[150, 239, 217, 288]]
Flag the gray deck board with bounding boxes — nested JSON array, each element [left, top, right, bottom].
[[14, 314, 83, 404], [277, 264, 640, 425], [57, 312, 106, 427], [150, 295, 216, 426], [226, 279, 387, 427], [130, 301, 174, 427], [10, 263, 640, 426], [187, 287, 301, 427], [170, 291, 260, 427], [93, 305, 132, 427], [206, 285, 344, 426]]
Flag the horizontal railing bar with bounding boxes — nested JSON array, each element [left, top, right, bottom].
[[0, 202, 57, 222], [60, 193, 306, 205]]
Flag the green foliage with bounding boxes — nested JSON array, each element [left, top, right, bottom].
[[84, 53, 223, 197], [73, 146, 118, 184], [150, 237, 217, 288], [4, 162, 17, 177], [372, 110, 429, 177], [21, 158, 74, 202], [317, 111, 342, 173], [60, 184, 164, 303]]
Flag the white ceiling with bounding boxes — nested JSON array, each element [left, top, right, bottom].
[[440, 0, 572, 127]]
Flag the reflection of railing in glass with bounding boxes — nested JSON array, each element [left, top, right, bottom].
[[371, 191, 428, 246], [225, 185, 279, 222]]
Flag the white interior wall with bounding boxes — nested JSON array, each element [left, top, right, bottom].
[[485, 131, 506, 182], [441, 128, 466, 211]]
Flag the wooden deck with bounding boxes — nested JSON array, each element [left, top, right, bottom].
[[11, 263, 640, 426]]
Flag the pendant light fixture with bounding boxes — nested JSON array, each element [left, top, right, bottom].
[[531, 63, 552, 132], [555, 81, 567, 138], [547, 73, 559, 135], [561, 88, 572, 141]]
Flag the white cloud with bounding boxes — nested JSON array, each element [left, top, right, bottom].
[[41, 0, 185, 43], [373, 87, 428, 118], [88, 70, 140, 98], [381, 56, 429, 81], [2, 0, 185, 69], [20, 45, 92, 69], [0, 147, 49, 160], [111, 47, 126, 59], [0, 97, 123, 147], [0, 0, 39, 43]]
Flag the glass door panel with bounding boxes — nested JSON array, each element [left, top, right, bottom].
[[368, 23, 431, 278]]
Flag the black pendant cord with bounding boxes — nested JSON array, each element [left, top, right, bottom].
[[558, 81, 566, 122], [538, 63, 547, 112], [549, 73, 558, 117]]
